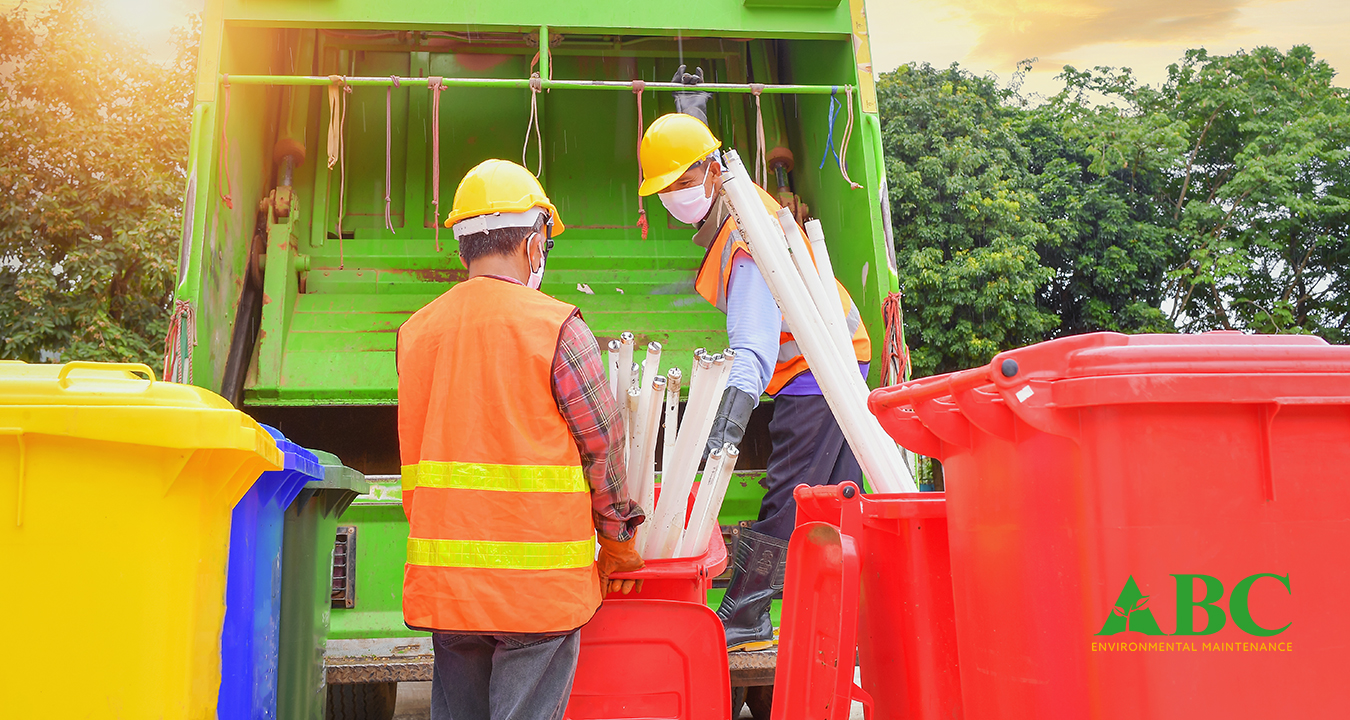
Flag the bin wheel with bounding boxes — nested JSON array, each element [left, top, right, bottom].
[[731, 686, 748, 718], [326, 682, 398, 720], [746, 685, 773, 720]]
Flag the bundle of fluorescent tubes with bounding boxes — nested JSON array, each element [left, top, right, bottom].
[[605, 338, 741, 559], [717, 150, 918, 494]]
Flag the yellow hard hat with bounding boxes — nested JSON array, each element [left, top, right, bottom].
[[638, 114, 720, 197], [445, 159, 565, 236]]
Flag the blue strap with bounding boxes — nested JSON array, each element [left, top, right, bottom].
[[819, 87, 842, 170]]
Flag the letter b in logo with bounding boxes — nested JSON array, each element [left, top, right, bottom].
[[1172, 574, 1226, 635]]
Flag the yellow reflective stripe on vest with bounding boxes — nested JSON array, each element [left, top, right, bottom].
[[402, 461, 587, 493], [406, 537, 595, 570]]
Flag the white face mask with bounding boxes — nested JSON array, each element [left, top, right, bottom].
[[659, 165, 715, 225], [527, 233, 552, 290]]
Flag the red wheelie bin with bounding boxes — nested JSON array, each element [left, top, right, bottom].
[[868, 332, 1350, 719]]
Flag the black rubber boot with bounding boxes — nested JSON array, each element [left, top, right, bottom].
[[716, 526, 788, 652]]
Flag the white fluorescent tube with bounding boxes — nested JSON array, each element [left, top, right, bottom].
[[662, 367, 682, 479], [679, 443, 740, 558], [780, 208, 854, 364], [606, 339, 622, 403], [720, 150, 916, 494], [629, 370, 665, 499], [644, 351, 730, 558], [641, 341, 663, 390], [637, 375, 666, 515], [617, 332, 635, 435]]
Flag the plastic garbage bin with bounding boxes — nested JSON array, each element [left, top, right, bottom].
[[607, 482, 727, 603], [277, 449, 369, 720], [792, 483, 962, 720], [0, 361, 280, 718], [868, 332, 1350, 718], [220, 426, 324, 720]]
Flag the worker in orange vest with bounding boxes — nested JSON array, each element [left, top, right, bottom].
[[638, 78, 872, 653], [398, 159, 646, 719]]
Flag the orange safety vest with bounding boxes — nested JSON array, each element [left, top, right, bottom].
[[694, 186, 871, 395], [396, 276, 601, 634]]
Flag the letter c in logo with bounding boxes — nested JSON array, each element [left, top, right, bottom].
[[1229, 573, 1291, 637]]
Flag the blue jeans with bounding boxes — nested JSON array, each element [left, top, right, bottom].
[[430, 630, 581, 720]]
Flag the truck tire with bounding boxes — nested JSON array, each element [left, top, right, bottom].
[[746, 685, 773, 720], [327, 682, 398, 720]]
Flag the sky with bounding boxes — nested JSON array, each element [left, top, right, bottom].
[[3, 0, 1346, 96], [866, 0, 1350, 98]]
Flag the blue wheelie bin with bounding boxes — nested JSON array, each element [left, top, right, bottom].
[[220, 425, 324, 720]]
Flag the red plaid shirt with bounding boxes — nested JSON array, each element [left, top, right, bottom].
[[552, 312, 645, 541]]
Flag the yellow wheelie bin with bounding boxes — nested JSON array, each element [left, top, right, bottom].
[[0, 361, 282, 718]]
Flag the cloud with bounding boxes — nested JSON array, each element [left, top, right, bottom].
[[935, 0, 1289, 65]]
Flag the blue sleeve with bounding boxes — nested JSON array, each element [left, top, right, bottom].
[[725, 254, 781, 401]]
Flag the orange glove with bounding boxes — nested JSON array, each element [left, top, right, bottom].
[[596, 535, 645, 595]]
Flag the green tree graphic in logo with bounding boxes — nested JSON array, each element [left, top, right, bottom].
[[1097, 576, 1165, 635]]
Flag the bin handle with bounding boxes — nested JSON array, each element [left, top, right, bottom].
[[871, 365, 992, 410], [57, 362, 156, 389], [0, 429, 26, 527]]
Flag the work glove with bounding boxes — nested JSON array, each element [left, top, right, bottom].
[[596, 534, 645, 595], [671, 64, 712, 126], [704, 386, 757, 461]]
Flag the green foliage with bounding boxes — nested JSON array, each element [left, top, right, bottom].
[[1022, 99, 1176, 336], [881, 46, 1350, 376], [0, 0, 197, 364], [879, 63, 1058, 376], [1057, 47, 1350, 341]]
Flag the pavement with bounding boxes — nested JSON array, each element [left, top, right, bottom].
[[391, 669, 868, 719]]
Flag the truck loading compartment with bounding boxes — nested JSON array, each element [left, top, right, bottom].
[[172, 1, 897, 713]]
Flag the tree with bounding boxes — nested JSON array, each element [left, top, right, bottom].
[[1021, 97, 1176, 336], [878, 63, 1058, 376], [1057, 47, 1350, 341], [0, 0, 197, 364]]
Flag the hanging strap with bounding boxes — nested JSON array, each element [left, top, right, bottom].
[[162, 299, 196, 384], [523, 74, 544, 176], [819, 87, 863, 190], [632, 79, 648, 239], [333, 77, 352, 268], [751, 83, 768, 188], [326, 75, 344, 169], [385, 75, 399, 234], [819, 87, 841, 171], [838, 86, 863, 190], [429, 76, 445, 252], [881, 291, 907, 386], [218, 76, 233, 210]]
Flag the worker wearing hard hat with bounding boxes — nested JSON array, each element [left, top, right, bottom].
[[397, 159, 646, 719], [638, 73, 871, 653]]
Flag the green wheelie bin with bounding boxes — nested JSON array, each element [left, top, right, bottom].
[[278, 449, 369, 720]]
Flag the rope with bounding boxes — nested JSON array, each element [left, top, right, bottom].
[[218, 76, 233, 210], [336, 78, 352, 268], [839, 86, 863, 190], [819, 87, 840, 171], [633, 79, 648, 240], [429, 76, 445, 252], [819, 87, 863, 190], [326, 75, 344, 169], [751, 83, 767, 188], [384, 75, 399, 234], [523, 74, 544, 176], [881, 292, 909, 387], [162, 299, 196, 384]]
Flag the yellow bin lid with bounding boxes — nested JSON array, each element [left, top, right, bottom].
[[0, 361, 281, 462]]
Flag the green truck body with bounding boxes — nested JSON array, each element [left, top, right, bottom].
[[177, 0, 897, 711]]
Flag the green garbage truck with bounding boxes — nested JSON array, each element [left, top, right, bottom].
[[172, 0, 901, 716]]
